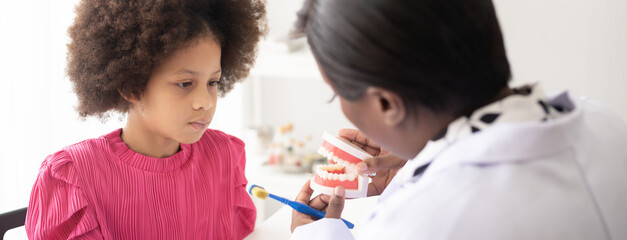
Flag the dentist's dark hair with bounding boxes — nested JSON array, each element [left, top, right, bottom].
[[293, 0, 511, 115]]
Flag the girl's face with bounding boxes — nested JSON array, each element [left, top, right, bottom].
[[134, 37, 222, 144]]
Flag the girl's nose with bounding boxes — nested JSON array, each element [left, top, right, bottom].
[[191, 85, 215, 111]]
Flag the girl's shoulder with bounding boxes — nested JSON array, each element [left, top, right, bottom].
[[60, 133, 113, 160], [40, 130, 116, 179]]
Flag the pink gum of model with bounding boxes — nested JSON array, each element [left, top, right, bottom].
[[311, 132, 370, 198]]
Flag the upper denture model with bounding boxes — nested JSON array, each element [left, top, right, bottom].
[[310, 132, 370, 198]]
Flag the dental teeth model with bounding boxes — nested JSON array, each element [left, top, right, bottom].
[[310, 132, 371, 198]]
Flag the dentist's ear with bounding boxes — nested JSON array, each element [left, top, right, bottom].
[[365, 87, 406, 127]]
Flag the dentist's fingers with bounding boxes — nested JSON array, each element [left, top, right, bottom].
[[307, 193, 331, 211], [294, 180, 331, 211], [337, 129, 383, 156], [357, 154, 407, 175], [323, 186, 345, 219], [292, 180, 316, 232], [294, 179, 314, 204]]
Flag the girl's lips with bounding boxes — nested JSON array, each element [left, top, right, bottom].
[[189, 122, 209, 131]]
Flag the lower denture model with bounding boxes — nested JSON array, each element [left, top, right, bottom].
[[310, 132, 370, 198]]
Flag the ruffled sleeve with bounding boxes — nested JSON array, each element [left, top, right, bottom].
[[228, 136, 256, 240], [26, 150, 103, 239]]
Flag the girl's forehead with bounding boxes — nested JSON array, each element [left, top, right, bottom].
[[154, 39, 222, 75]]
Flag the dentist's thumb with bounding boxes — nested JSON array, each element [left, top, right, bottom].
[[324, 186, 345, 219]]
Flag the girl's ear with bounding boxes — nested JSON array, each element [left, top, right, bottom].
[[117, 89, 139, 104], [365, 87, 406, 127]]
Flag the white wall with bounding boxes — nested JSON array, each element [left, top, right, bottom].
[[494, 0, 627, 120], [1, 0, 84, 213]]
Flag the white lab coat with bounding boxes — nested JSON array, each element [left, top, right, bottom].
[[291, 92, 627, 240]]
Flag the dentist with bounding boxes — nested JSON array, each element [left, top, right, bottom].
[[289, 0, 627, 239]]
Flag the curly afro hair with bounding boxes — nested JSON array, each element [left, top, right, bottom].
[[67, 0, 267, 119]]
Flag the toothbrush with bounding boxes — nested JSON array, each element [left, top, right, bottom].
[[248, 184, 354, 229]]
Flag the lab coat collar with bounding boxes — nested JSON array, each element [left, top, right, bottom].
[[428, 90, 582, 172]]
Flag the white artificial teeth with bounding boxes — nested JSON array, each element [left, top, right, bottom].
[[350, 173, 357, 181], [340, 160, 349, 167], [333, 156, 340, 164], [317, 147, 326, 156], [316, 169, 324, 177], [339, 174, 347, 181], [327, 152, 334, 161]]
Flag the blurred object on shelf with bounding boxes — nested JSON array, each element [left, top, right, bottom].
[[245, 125, 274, 155], [266, 123, 325, 173]]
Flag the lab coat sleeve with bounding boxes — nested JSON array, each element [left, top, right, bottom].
[[290, 218, 355, 240]]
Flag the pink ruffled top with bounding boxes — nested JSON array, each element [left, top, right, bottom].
[[26, 128, 256, 239]]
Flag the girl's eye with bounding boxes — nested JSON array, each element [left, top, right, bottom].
[[208, 80, 220, 87], [177, 82, 193, 88]]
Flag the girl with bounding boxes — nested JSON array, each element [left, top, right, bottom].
[[289, 0, 627, 239], [26, 0, 266, 239]]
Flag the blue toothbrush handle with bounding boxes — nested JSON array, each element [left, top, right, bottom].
[[290, 201, 355, 229], [270, 194, 355, 229]]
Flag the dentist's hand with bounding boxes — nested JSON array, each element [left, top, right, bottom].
[[291, 180, 345, 232], [338, 129, 407, 196]]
